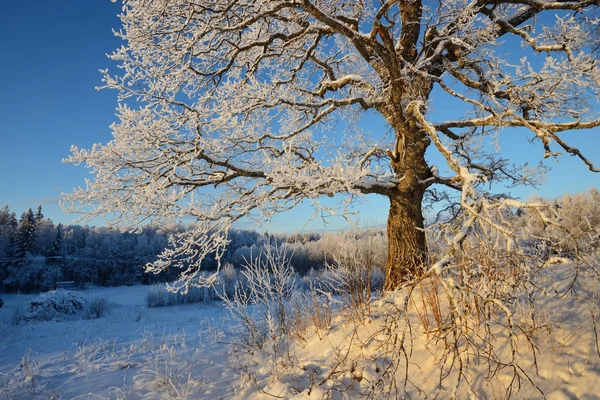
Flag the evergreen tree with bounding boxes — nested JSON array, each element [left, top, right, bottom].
[[0, 205, 15, 226], [3, 209, 40, 292], [35, 205, 44, 222], [14, 208, 37, 260], [47, 223, 65, 286], [49, 223, 64, 261], [0, 205, 18, 285], [34, 217, 56, 257], [0, 206, 18, 246], [0, 205, 18, 254]]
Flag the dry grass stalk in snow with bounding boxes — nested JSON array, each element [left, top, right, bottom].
[[411, 274, 445, 340], [307, 286, 333, 341]]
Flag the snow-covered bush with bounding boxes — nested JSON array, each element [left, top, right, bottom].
[[84, 297, 110, 320], [513, 189, 600, 260], [222, 246, 298, 348], [23, 290, 86, 322], [226, 199, 600, 398], [146, 286, 168, 308], [0, 303, 24, 328], [322, 230, 385, 312], [214, 262, 240, 299]]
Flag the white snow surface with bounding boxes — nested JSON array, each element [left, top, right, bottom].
[[1, 265, 599, 399], [0, 286, 237, 399]]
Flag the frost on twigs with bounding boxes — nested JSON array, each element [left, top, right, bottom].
[[225, 192, 600, 398], [221, 246, 298, 349], [322, 229, 385, 315], [145, 223, 228, 294]]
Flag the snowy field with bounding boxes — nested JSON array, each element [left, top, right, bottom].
[[0, 286, 239, 399], [1, 263, 600, 400]]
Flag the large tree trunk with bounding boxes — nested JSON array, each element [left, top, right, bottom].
[[379, 68, 433, 290], [382, 105, 431, 290], [384, 188, 428, 290]]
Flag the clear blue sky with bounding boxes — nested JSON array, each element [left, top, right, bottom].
[[1, 1, 599, 233], [0, 0, 121, 225]]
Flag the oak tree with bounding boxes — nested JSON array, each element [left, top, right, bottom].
[[64, 0, 600, 290]]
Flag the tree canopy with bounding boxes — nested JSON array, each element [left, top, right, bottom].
[[64, 0, 600, 290]]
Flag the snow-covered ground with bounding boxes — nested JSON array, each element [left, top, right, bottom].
[[230, 264, 600, 400], [1, 263, 599, 400], [0, 286, 239, 399]]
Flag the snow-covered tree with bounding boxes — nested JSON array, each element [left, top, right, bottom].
[[0, 205, 18, 285], [49, 223, 64, 261], [13, 208, 37, 261], [0, 205, 18, 234], [35, 205, 44, 222], [47, 223, 65, 284], [35, 217, 56, 257], [64, 0, 600, 290]]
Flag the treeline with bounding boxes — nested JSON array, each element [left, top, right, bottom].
[[4, 189, 595, 294], [0, 206, 172, 292], [0, 205, 387, 293]]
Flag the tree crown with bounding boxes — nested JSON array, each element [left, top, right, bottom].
[[64, 0, 600, 290]]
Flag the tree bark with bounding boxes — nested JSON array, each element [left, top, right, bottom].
[[382, 108, 431, 290], [385, 188, 428, 290]]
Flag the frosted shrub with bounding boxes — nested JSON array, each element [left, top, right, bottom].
[[323, 230, 385, 312], [222, 246, 297, 347], [84, 297, 110, 320], [0, 303, 24, 328], [215, 262, 239, 299], [182, 284, 207, 304], [519, 190, 600, 259], [304, 284, 334, 340], [146, 285, 167, 308], [10, 305, 24, 326], [222, 279, 264, 347], [296, 267, 321, 293]]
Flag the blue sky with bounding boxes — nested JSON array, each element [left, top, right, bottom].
[[1, 1, 599, 233], [0, 1, 121, 224]]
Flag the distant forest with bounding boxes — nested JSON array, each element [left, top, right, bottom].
[[2, 189, 599, 294], [0, 205, 386, 293]]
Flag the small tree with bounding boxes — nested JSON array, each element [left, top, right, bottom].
[[47, 223, 65, 285], [64, 1, 599, 290], [35, 205, 44, 223]]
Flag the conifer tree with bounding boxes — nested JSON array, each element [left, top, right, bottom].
[[50, 223, 63, 260], [14, 208, 37, 261], [0, 205, 18, 284], [35, 205, 44, 222], [45, 223, 65, 287]]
